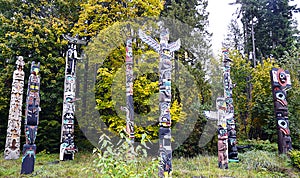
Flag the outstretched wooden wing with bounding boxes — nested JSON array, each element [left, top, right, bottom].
[[138, 29, 160, 52]]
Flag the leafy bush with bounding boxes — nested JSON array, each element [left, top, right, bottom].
[[92, 132, 158, 177], [289, 150, 300, 169], [238, 139, 277, 152]]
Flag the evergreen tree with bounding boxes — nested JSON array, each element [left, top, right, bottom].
[[233, 0, 298, 63], [223, 19, 244, 51]]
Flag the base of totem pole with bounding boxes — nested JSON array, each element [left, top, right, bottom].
[[63, 153, 74, 161], [60, 151, 75, 161], [218, 162, 228, 169], [59, 144, 77, 161], [228, 159, 239, 163], [20, 144, 36, 174]]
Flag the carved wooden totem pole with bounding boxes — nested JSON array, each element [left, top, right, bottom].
[[60, 35, 87, 161], [121, 37, 135, 143], [21, 61, 41, 174], [223, 49, 238, 165], [216, 97, 228, 169], [4, 56, 25, 160], [139, 28, 180, 178], [270, 68, 292, 154]]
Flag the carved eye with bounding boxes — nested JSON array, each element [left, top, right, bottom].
[[279, 72, 287, 83], [278, 119, 288, 129], [275, 91, 285, 100]]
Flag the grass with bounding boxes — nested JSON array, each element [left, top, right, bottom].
[[0, 150, 299, 177], [172, 154, 298, 178], [0, 152, 97, 177]]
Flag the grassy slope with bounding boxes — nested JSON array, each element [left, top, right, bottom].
[[0, 151, 299, 177]]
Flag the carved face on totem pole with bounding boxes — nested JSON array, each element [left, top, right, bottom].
[[277, 117, 290, 135], [271, 68, 291, 88], [279, 72, 287, 84]]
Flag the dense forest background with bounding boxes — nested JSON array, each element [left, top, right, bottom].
[[0, 0, 300, 157]]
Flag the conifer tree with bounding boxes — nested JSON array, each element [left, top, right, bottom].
[[233, 0, 298, 63]]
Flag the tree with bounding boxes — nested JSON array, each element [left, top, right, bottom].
[[71, 0, 165, 147], [280, 45, 300, 149], [230, 50, 252, 138], [229, 46, 300, 149], [233, 0, 298, 63], [71, 0, 163, 37], [223, 19, 244, 51], [227, 0, 300, 149]]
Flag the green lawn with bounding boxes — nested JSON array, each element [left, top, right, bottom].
[[0, 152, 97, 177], [0, 150, 299, 177]]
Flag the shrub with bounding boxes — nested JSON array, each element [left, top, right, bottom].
[[289, 149, 300, 169], [238, 139, 277, 152], [92, 132, 158, 177], [239, 150, 287, 172]]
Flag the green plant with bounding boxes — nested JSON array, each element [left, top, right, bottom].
[[289, 149, 300, 169], [92, 132, 158, 177], [238, 139, 278, 152], [239, 150, 287, 172]]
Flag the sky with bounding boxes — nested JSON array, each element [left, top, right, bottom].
[[207, 0, 300, 56]]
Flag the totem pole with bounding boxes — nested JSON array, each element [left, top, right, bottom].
[[21, 61, 41, 174], [270, 68, 292, 154], [4, 56, 25, 160], [60, 35, 87, 161], [121, 37, 135, 143], [222, 49, 238, 163], [139, 28, 180, 178], [216, 97, 228, 169]]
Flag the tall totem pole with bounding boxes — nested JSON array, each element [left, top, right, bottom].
[[121, 37, 135, 143], [270, 68, 292, 154], [222, 49, 238, 164], [21, 61, 41, 174], [60, 35, 87, 161], [4, 56, 25, 160], [139, 28, 180, 178]]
